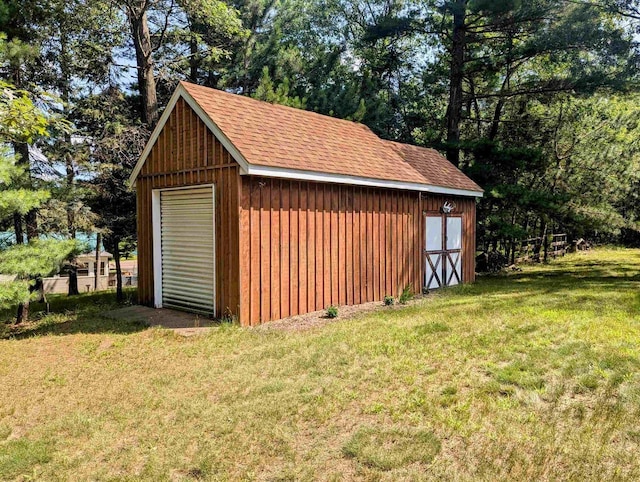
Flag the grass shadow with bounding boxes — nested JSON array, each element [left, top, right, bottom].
[[2, 289, 148, 339], [445, 252, 640, 316]]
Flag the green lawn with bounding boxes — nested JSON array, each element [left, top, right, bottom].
[[1, 248, 640, 480]]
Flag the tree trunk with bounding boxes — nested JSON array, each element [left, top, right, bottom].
[[13, 213, 23, 244], [66, 239, 79, 296], [67, 264, 80, 296], [189, 28, 199, 83], [13, 141, 32, 320], [444, 0, 467, 165], [127, 5, 158, 125], [488, 32, 513, 141], [15, 301, 29, 324], [94, 233, 101, 291], [64, 132, 79, 297], [15, 276, 42, 324], [114, 240, 123, 302], [25, 209, 38, 242], [488, 98, 505, 141], [32, 277, 44, 303], [64, 139, 76, 240], [541, 221, 549, 263], [509, 207, 518, 263], [11, 61, 34, 245], [59, 35, 80, 296], [12, 141, 39, 241]]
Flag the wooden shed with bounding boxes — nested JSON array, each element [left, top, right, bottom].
[[129, 82, 483, 325]]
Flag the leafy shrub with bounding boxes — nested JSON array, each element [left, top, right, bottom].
[[383, 295, 394, 306], [398, 284, 413, 304], [220, 307, 237, 324], [326, 305, 338, 318]]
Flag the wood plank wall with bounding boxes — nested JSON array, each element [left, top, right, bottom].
[[238, 177, 476, 326], [136, 98, 241, 317], [135, 98, 477, 325]]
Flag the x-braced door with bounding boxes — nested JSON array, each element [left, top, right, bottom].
[[424, 214, 463, 289]]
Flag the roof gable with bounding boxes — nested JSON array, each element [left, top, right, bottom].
[[130, 82, 482, 197], [182, 82, 424, 184]]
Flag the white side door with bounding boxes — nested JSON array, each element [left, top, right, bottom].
[[445, 217, 462, 286], [424, 214, 463, 290], [425, 216, 443, 289]]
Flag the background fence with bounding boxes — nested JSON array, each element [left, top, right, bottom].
[[515, 233, 567, 263]]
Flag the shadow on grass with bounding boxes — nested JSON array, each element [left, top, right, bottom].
[[9, 313, 149, 339], [442, 254, 640, 315], [4, 251, 640, 339], [2, 289, 149, 339]]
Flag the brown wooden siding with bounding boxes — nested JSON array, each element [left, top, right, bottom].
[[238, 177, 476, 326], [136, 99, 477, 326], [136, 98, 241, 318]]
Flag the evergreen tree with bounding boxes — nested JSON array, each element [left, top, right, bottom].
[[0, 81, 78, 321], [76, 88, 146, 302]]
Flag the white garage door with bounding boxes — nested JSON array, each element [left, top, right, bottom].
[[160, 186, 215, 315]]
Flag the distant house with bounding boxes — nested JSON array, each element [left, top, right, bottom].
[[43, 251, 113, 294], [129, 82, 483, 325]]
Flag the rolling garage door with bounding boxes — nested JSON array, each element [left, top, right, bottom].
[[160, 186, 215, 315]]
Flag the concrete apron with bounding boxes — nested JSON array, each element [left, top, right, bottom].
[[104, 305, 217, 336]]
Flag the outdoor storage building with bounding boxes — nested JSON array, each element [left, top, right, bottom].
[[129, 81, 483, 325]]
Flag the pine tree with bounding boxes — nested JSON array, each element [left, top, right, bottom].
[[0, 81, 79, 321]]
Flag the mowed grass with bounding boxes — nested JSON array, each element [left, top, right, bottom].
[[1, 248, 640, 481]]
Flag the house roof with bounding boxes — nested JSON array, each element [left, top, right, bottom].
[[78, 251, 113, 259], [130, 81, 483, 197]]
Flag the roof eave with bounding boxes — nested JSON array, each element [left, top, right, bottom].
[[243, 163, 484, 198]]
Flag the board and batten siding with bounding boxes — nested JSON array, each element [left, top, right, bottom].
[[136, 98, 241, 318], [238, 176, 476, 326], [136, 97, 477, 325]]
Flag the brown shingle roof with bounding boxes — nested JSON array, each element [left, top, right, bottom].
[[180, 81, 482, 194], [384, 141, 482, 193]]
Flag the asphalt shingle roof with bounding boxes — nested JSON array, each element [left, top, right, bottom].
[[181, 81, 482, 193]]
